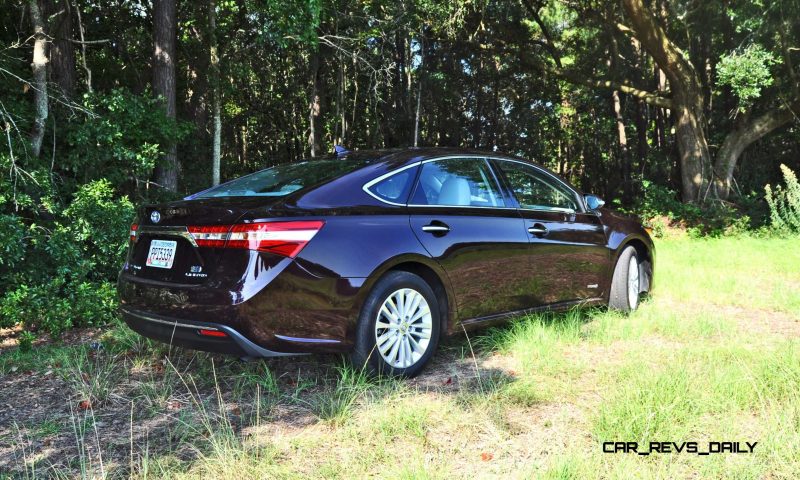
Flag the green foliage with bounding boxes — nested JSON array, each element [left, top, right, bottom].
[[631, 181, 759, 237], [65, 89, 191, 194], [62, 179, 135, 279], [0, 181, 133, 337], [634, 181, 698, 223], [765, 164, 800, 234], [18, 330, 35, 353], [0, 279, 117, 337], [717, 44, 779, 112], [0, 214, 26, 269]]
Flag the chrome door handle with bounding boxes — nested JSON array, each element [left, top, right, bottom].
[[422, 224, 450, 233], [528, 224, 548, 236]]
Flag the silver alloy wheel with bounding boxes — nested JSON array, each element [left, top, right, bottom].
[[627, 255, 640, 310], [374, 288, 433, 369]]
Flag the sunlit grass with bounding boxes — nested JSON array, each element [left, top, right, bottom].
[[655, 236, 800, 313], [2, 236, 799, 478]]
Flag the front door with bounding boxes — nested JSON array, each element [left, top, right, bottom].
[[493, 159, 609, 305], [408, 157, 531, 320]]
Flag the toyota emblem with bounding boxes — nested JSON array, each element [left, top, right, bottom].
[[150, 210, 161, 224]]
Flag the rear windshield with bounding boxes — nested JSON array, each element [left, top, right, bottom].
[[195, 159, 369, 198]]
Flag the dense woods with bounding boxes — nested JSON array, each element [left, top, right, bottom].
[[1, 0, 799, 339], [3, 0, 799, 201]]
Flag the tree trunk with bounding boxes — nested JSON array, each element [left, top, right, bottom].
[[308, 50, 323, 156], [612, 90, 632, 202], [713, 102, 799, 199], [152, 0, 178, 192], [209, 0, 221, 185], [622, 0, 709, 202], [672, 90, 709, 202], [654, 66, 667, 149], [609, 31, 631, 202], [28, 0, 49, 158], [46, 0, 77, 101], [634, 100, 648, 166]]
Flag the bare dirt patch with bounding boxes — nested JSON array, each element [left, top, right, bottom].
[[0, 326, 105, 353]]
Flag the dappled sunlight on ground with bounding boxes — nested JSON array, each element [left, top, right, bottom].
[[1, 237, 799, 478]]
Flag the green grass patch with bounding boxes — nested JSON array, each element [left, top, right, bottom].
[[2, 236, 799, 478], [655, 237, 800, 314]]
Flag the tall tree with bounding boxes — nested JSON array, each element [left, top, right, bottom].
[[152, 0, 178, 191], [28, 0, 49, 158], [46, 0, 77, 100], [209, 0, 221, 185], [620, 0, 708, 202], [520, 0, 799, 202], [308, 49, 324, 157]]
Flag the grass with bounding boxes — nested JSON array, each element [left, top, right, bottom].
[[1, 235, 799, 478]]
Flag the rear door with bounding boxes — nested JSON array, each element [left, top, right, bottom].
[[493, 159, 609, 304], [408, 157, 530, 320]]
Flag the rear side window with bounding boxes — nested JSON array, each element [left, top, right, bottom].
[[365, 167, 417, 204], [196, 159, 370, 198], [410, 158, 506, 207]]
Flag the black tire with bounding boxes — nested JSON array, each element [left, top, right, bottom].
[[608, 246, 641, 313], [351, 271, 441, 377]]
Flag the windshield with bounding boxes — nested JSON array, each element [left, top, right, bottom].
[[195, 159, 370, 198]]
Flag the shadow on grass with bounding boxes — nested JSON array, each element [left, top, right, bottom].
[[0, 306, 602, 477]]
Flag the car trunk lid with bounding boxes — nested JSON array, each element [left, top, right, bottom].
[[128, 197, 281, 284]]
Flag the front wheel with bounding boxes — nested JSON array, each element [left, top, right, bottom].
[[351, 271, 440, 377], [608, 246, 641, 313]]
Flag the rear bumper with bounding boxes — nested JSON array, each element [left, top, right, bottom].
[[120, 307, 301, 358]]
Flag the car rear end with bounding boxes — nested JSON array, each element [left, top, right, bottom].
[[118, 157, 379, 358], [119, 196, 330, 357]]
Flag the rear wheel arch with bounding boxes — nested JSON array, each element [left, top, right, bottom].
[[351, 269, 441, 376], [387, 262, 451, 337], [360, 256, 454, 338]]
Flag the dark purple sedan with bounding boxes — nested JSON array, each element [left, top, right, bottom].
[[119, 148, 654, 376]]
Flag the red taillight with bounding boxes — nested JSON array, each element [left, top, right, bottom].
[[185, 221, 324, 258], [227, 221, 325, 258], [130, 224, 138, 243], [198, 329, 227, 338], [187, 225, 230, 248]]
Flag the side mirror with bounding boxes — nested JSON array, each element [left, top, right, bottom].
[[585, 194, 605, 211]]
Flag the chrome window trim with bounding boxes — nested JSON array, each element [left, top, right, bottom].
[[361, 155, 582, 214], [362, 162, 421, 207]]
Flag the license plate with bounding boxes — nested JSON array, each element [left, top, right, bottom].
[[146, 240, 177, 269]]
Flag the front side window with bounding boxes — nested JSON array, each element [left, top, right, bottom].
[[410, 158, 505, 207], [496, 161, 578, 212], [196, 159, 370, 198]]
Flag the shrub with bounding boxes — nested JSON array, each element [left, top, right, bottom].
[[631, 180, 762, 237], [62, 179, 135, 280], [0, 181, 133, 337], [0, 214, 26, 270], [0, 90, 179, 344], [17, 331, 35, 352], [765, 164, 800, 234]]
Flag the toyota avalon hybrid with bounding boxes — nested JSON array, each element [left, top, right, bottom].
[[119, 148, 654, 376]]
